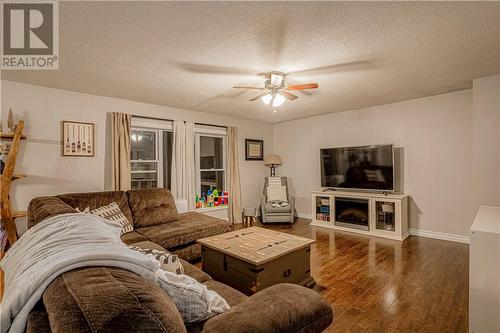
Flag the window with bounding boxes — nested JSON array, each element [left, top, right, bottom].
[[130, 120, 173, 189], [130, 120, 227, 199], [195, 133, 226, 195]]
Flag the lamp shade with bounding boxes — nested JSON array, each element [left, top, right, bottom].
[[264, 154, 282, 166]]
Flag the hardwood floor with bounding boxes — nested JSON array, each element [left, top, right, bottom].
[[235, 218, 469, 333]]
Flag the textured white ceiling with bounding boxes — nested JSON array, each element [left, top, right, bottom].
[[3, 1, 500, 123]]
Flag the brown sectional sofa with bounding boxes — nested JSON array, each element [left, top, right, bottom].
[[28, 188, 232, 261], [25, 188, 334, 333]]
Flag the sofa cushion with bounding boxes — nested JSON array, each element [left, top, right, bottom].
[[185, 281, 247, 333], [129, 240, 168, 251], [135, 212, 231, 251], [128, 188, 178, 227], [27, 301, 51, 333], [200, 283, 334, 333], [56, 191, 134, 226], [172, 243, 202, 262], [121, 231, 148, 244], [202, 280, 247, 307], [181, 259, 212, 283], [42, 267, 186, 333], [27, 197, 76, 228]]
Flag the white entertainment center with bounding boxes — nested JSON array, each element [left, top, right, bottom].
[[311, 190, 409, 241]]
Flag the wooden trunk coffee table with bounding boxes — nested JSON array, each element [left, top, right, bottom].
[[197, 226, 315, 295]]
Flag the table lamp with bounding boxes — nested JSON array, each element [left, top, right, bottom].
[[264, 154, 282, 177]]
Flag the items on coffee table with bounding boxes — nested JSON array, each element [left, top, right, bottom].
[[197, 227, 315, 295]]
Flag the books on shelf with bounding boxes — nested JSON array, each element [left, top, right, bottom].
[[319, 205, 330, 213], [316, 213, 330, 222]]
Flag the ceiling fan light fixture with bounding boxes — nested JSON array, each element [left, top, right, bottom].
[[261, 94, 273, 105], [272, 93, 286, 107], [270, 73, 284, 87]]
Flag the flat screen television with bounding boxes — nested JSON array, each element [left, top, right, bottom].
[[320, 144, 394, 191]]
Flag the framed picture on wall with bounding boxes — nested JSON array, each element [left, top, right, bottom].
[[61, 121, 95, 156], [245, 139, 264, 160]]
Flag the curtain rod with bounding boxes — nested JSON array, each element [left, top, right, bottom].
[[132, 115, 228, 129], [195, 122, 228, 129], [132, 115, 173, 122]]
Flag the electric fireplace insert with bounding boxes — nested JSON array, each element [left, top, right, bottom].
[[334, 197, 369, 231]]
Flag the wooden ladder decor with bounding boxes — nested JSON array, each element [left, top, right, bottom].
[[1, 120, 27, 245], [1, 120, 27, 299]]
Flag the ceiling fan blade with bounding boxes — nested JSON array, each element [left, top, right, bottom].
[[176, 63, 257, 76], [286, 83, 319, 90], [289, 60, 374, 76], [281, 91, 298, 100], [214, 89, 250, 99], [297, 90, 313, 96], [233, 86, 265, 90], [249, 93, 268, 102]]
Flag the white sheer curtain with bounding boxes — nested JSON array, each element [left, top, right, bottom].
[[110, 112, 131, 191], [227, 127, 242, 223], [171, 120, 196, 211]]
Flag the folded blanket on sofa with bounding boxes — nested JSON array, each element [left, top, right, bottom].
[[0, 213, 160, 333]]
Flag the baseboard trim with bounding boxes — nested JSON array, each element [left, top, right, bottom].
[[409, 228, 469, 244], [296, 213, 469, 244], [297, 212, 312, 219]]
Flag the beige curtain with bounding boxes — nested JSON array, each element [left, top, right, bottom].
[[227, 127, 242, 224], [171, 121, 196, 210], [111, 113, 131, 191]]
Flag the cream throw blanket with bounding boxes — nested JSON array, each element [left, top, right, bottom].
[[1, 213, 229, 332], [0, 213, 160, 333]]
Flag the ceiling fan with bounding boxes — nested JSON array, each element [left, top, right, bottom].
[[233, 72, 318, 107]]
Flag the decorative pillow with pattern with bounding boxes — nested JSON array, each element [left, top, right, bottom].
[[155, 269, 229, 323], [128, 246, 184, 274], [89, 202, 134, 235], [268, 200, 289, 208]]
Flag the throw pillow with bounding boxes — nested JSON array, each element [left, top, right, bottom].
[[89, 202, 134, 235], [128, 246, 184, 274], [267, 185, 287, 202], [268, 200, 289, 208], [155, 269, 230, 323]]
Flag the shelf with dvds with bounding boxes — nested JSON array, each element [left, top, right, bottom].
[[312, 194, 332, 223]]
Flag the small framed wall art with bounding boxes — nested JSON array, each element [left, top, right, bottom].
[[61, 121, 95, 156], [245, 139, 264, 160]]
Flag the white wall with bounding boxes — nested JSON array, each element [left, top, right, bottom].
[[274, 90, 477, 237], [1, 80, 273, 233], [472, 75, 500, 208], [3, 76, 498, 238]]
